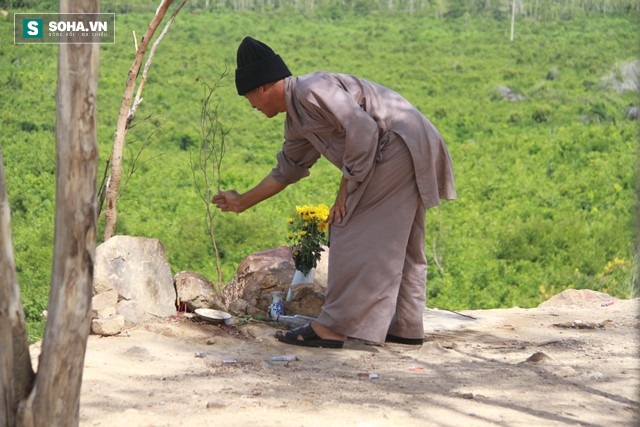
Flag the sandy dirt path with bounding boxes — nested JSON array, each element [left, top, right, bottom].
[[30, 290, 639, 427]]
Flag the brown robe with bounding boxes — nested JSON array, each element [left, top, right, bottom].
[[270, 72, 456, 343]]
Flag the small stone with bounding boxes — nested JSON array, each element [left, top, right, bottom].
[[91, 314, 124, 336], [588, 371, 605, 381], [124, 346, 151, 359], [523, 351, 551, 364], [206, 400, 229, 409], [90, 289, 118, 319], [556, 366, 578, 377]]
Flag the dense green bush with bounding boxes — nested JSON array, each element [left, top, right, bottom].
[[1, 9, 637, 342]]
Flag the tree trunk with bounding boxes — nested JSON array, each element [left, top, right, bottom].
[[15, 0, 100, 425], [0, 153, 35, 427], [510, 0, 516, 41], [635, 143, 640, 298], [102, 0, 175, 240]]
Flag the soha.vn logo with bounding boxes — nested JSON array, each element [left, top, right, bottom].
[[48, 20, 109, 33], [15, 13, 115, 44]]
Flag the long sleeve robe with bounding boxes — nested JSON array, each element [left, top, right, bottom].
[[271, 72, 455, 213], [270, 72, 456, 343]]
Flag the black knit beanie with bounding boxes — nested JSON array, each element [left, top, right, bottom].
[[235, 36, 291, 96]]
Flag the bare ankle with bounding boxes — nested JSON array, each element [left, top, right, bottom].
[[311, 321, 346, 341]]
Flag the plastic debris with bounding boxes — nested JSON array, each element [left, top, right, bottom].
[[357, 372, 379, 380], [271, 355, 298, 361]]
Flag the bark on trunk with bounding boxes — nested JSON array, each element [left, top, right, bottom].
[[0, 153, 35, 427], [16, 1, 100, 424]]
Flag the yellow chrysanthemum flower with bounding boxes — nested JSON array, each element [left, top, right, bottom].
[[288, 203, 330, 274]]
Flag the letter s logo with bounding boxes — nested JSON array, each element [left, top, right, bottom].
[[22, 18, 43, 39], [27, 20, 39, 35]]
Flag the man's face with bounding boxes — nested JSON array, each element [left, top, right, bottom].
[[245, 86, 278, 118]]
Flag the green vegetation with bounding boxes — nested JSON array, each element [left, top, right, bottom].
[[1, 2, 637, 342]]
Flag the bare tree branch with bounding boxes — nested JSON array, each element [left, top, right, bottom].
[[103, 0, 182, 240], [190, 73, 229, 288], [132, 0, 188, 119]]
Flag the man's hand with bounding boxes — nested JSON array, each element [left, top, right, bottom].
[[328, 177, 348, 225], [211, 175, 288, 214], [212, 190, 243, 213]]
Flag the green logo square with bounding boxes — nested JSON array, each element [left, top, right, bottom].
[[23, 18, 43, 38]]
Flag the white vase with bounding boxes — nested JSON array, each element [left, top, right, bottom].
[[286, 269, 314, 302], [268, 291, 285, 321]]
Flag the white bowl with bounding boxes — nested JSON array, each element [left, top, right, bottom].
[[194, 308, 232, 324]]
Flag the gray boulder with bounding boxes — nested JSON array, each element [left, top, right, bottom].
[[93, 235, 177, 325], [600, 60, 639, 93], [174, 271, 226, 312], [495, 85, 525, 102]]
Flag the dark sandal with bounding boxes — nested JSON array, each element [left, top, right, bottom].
[[275, 323, 344, 348], [385, 334, 424, 345]]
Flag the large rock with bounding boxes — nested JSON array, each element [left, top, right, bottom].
[[174, 271, 226, 312], [222, 246, 328, 318], [600, 59, 639, 93], [494, 85, 525, 102], [285, 284, 325, 318], [93, 236, 177, 325]]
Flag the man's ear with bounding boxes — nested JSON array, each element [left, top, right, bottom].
[[261, 81, 277, 93]]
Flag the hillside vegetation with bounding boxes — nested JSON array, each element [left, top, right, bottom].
[[0, 4, 637, 341]]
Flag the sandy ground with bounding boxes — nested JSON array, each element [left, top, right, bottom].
[[31, 290, 639, 427]]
